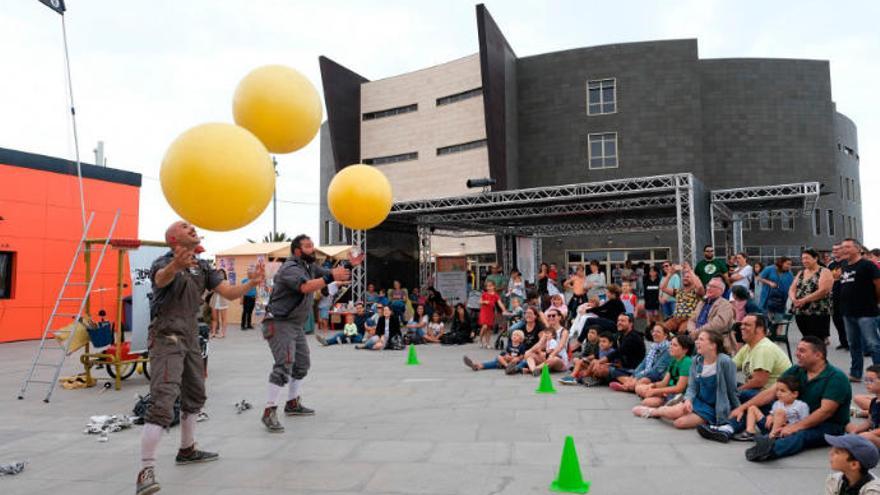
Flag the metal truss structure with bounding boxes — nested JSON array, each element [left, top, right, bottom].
[[350, 229, 367, 304], [385, 174, 704, 289], [710, 182, 820, 254]]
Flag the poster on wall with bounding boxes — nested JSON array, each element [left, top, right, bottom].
[[128, 245, 167, 354], [255, 260, 282, 317], [436, 256, 467, 273], [435, 271, 467, 307], [516, 237, 536, 283]]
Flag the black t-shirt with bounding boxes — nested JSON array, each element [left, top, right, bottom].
[[616, 329, 646, 371], [522, 322, 544, 349], [593, 299, 626, 322], [643, 275, 661, 310], [828, 259, 846, 301], [839, 259, 880, 317]]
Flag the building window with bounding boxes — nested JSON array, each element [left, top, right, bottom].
[[587, 79, 616, 115], [813, 209, 821, 236], [588, 132, 618, 169], [781, 212, 794, 231], [436, 87, 482, 106], [337, 224, 348, 244], [0, 252, 14, 299], [323, 220, 331, 244], [437, 139, 487, 156], [827, 210, 835, 237], [362, 103, 418, 121], [846, 178, 852, 201], [839, 176, 844, 200], [363, 151, 418, 165], [759, 214, 772, 231]]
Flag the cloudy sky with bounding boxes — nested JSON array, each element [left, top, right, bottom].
[[2, 0, 877, 252]]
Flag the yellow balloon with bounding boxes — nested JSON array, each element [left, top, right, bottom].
[[233, 65, 322, 154], [160, 123, 275, 232], [327, 164, 393, 230]]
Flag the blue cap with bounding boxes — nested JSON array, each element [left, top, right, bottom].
[[825, 434, 880, 469]]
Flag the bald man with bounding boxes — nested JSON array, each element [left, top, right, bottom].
[[137, 221, 264, 495]]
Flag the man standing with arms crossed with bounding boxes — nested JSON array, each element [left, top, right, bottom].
[[137, 221, 265, 495], [261, 234, 363, 432]]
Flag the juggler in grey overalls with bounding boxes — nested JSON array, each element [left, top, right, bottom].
[[262, 255, 329, 387], [145, 252, 223, 427]]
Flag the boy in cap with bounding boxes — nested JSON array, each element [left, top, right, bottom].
[[825, 434, 880, 494]]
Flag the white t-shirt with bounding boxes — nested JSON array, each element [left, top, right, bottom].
[[732, 265, 754, 290], [771, 399, 810, 425], [700, 362, 718, 377]]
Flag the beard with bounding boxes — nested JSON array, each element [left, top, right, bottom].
[[299, 252, 317, 264]]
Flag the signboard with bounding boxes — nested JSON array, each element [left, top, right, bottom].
[[436, 255, 467, 273], [434, 271, 468, 307], [128, 246, 167, 354]]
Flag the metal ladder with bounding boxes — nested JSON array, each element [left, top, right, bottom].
[[18, 210, 121, 403]]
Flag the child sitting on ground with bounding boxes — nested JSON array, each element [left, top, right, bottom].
[[739, 375, 809, 441], [824, 434, 880, 494], [423, 312, 445, 344], [846, 365, 880, 449], [342, 313, 358, 344], [634, 334, 694, 408], [463, 330, 527, 371], [559, 331, 615, 385], [559, 326, 600, 385]]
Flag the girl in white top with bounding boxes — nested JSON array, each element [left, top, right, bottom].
[[210, 269, 229, 338], [423, 312, 445, 344]]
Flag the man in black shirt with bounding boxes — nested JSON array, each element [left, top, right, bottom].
[[839, 239, 880, 381], [828, 243, 849, 350], [609, 313, 646, 379]]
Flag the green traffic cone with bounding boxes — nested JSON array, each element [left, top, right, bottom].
[[550, 436, 591, 494], [535, 365, 556, 394], [406, 344, 420, 365]]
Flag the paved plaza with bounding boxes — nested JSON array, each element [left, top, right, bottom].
[[0, 325, 859, 494]]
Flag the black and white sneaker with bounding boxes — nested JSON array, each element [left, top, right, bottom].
[[175, 445, 219, 465], [696, 424, 731, 444]]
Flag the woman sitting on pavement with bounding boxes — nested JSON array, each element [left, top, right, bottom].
[[405, 304, 429, 342], [610, 323, 673, 393], [578, 284, 626, 338], [632, 330, 740, 429], [634, 334, 695, 407], [359, 305, 401, 351], [526, 308, 570, 376], [442, 303, 473, 345]]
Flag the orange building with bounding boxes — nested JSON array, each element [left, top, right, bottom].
[[0, 147, 141, 342]]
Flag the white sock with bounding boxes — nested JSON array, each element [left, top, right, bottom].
[[141, 423, 164, 469], [288, 379, 303, 402], [180, 412, 197, 450], [718, 424, 734, 434], [266, 383, 284, 407]]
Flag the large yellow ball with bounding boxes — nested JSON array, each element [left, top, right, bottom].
[[327, 164, 393, 230], [160, 123, 275, 232], [233, 65, 322, 154]]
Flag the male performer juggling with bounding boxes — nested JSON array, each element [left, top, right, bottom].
[[261, 234, 363, 432], [137, 221, 264, 495]]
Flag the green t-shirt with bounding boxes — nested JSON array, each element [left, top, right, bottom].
[[667, 355, 692, 386], [733, 337, 792, 390], [486, 273, 507, 291], [695, 258, 728, 286], [780, 363, 851, 428]]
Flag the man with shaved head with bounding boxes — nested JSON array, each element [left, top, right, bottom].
[[137, 221, 264, 495]]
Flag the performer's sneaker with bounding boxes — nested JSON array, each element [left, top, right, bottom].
[[284, 398, 315, 416], [175, 444, 219, 465], [136, 466, 161, 495], [262, 406, 284, 433]]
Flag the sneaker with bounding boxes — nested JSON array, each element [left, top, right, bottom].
[[175, 445, 219, 465], [136, 466, 161, 495], [463, 356, 479, 371], [582, 377, 601, 387], [849, 375, 863, 383], [745, 435, 775, 462], [505, 362, 519, 375], [697, 424, 731, 444], [732, 431, 756, 442], [315, 334, 329, 346], [284, 398, 315, 416], [558, 375, 577, 385], [532, 367, 542, 377], [608, 381, 625, 392], [665, 393, 685, 406], [261, 406, 284, 433], [632, 406, 656, 419]]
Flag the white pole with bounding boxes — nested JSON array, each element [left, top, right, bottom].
[[61, 14, 87, 233]]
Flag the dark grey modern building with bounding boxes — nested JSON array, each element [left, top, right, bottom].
[[318, 4, 862, 291]]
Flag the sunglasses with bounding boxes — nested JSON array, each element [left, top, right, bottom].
[[546, 313, 560, 318]]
